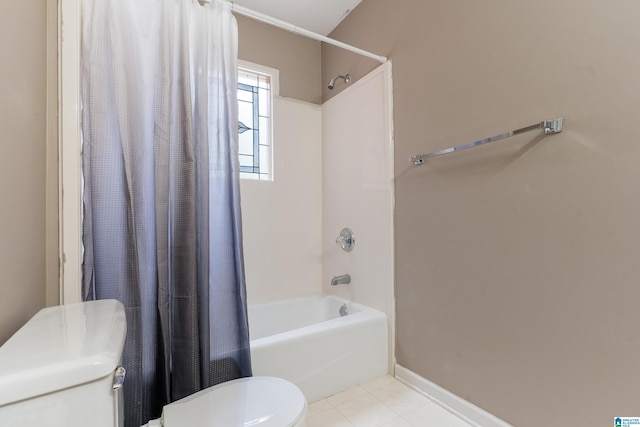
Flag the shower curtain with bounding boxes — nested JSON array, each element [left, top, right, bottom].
[[81, 0, 251, 425]]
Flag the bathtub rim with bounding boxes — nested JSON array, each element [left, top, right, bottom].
[[248, 293, 387, 348]]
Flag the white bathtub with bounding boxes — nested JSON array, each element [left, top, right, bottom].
[[248, 295, 388, 402]]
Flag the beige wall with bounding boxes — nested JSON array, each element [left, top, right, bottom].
[[237, 14, 322, 104], [325, 1, 640, 425], [0, 2, 57, 344]]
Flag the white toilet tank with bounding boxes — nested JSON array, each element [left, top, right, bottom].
[[0, 300, 127, 427]]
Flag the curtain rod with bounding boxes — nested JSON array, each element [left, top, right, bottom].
[[203, 0, 388, 63]]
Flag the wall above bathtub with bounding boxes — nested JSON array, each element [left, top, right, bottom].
[[321, 63, 395, 367], [241, 62, 395, 346], [241, 97, 323, 304]]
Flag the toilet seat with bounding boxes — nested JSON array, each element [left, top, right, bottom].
[[160, 376, 307, 427]]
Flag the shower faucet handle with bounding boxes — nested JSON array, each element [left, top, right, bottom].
[[336, 227, 355, 252]]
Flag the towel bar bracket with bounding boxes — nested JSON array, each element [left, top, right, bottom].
[[543, 118, 563, 135]]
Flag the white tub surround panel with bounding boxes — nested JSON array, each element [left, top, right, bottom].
[[241, 97, 323, 304], [321, 62, 395, 369]]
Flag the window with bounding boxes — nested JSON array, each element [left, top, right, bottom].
[[237, 63, 276, 181]]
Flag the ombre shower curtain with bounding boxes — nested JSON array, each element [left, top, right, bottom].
[[81, 0, 251, 425]]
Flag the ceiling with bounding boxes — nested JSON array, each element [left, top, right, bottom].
[[232, 0, 363, 36]]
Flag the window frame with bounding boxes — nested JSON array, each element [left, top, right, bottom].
[[237, 60, 279, 181]]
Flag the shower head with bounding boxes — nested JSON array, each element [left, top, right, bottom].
[[328, 74, 350, 90]]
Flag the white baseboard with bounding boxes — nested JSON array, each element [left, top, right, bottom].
[[394, 364, 512, 427]]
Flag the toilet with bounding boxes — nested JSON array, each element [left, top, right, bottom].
[[0, 299, 306, 426]]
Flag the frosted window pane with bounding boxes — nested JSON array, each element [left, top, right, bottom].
[[259, 145, 270, 175], [238, 89, 253, 102], [259, 88, 270, 116], [238, 72, 257, 87], [258, 75, 269, 89], [239, 132, 253, 156], [259, 117, 269, 148], [238, 102, 254, 128], [239, 154, 253, 167]]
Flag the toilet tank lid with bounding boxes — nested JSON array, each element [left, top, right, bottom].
[[0, 299, 126, 406]]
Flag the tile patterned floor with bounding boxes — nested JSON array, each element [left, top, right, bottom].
[[306, 376, 473, 427]]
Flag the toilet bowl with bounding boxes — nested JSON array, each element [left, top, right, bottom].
[[149, 376, 306, 426], [0, 300, 307, 427]]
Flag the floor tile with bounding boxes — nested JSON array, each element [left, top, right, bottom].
[[403, 404, 473, 427], [306, 408, 353, 427], [326, 384, 368, 407], [307, 399, 334, 418], [370, 381, 433, 416], [360, 374, 396, 392], [305, 375, 473, 427], [336, 394, 399, 427], [382, 418, 414, 427]]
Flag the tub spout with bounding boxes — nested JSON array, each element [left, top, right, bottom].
[[331, 274, 351, 286]]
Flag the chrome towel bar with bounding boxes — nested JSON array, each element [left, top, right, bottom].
[[409, 118, 564, 165]]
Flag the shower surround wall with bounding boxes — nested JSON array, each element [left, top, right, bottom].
[[237, 14, 324, 303], [321, 64, 394, 309], [324, 0, 640, 425], [238, 17, 394, 327], [241, 66, 394, 332], [321, 64, 394, 366], [240, 97, 322, 303]]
